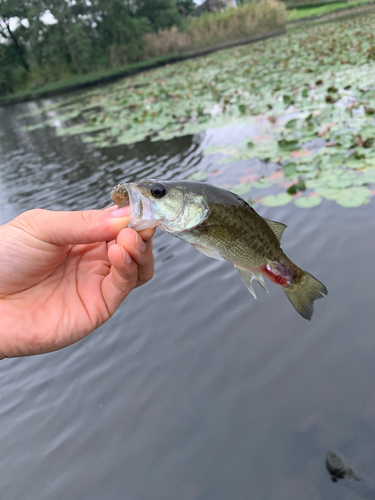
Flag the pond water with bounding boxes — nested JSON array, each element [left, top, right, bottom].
[[1, 97, 375, 500]]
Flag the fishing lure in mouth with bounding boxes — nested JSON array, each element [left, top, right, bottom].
[[111, 180, 327, 320]]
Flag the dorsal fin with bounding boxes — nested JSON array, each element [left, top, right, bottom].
[[263, 218, 287, 241]]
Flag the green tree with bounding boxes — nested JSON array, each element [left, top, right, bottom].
[[136, 0, 182, 32], [0, 41, 28, 94], [93, 0, 150, 65], [0, 0, 200, 96], [36, 0, 93, 74], [175, 0, 196, 16], [0, 0, 30, 71]]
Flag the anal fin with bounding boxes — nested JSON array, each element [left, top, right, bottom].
[[254, 272, 269, 293], [235, 266, 269, 299]]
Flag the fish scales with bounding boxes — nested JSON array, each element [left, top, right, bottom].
[[111, 179, 327, 319], [172, 183, 289, 271]]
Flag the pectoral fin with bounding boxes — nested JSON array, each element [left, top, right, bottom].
[[193, 245, 224, 261], [235, 266, 269, 299]]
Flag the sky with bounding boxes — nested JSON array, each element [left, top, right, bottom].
[[7, 1, 221, 33]]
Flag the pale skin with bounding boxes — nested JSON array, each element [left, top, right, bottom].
[[0, 206, 155, 359]]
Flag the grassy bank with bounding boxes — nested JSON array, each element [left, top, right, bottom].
[[0, 55, 183, 105], [1, 0, 285, 105], [287, 0, 375, 20], [144, 0, 285, 58], [0, 29, 286, 107], [2, 0, 375, 106], [285, 0, 345, 7]]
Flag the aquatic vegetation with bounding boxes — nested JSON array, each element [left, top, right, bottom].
[[21, 15, 375, 207], [286, 0, 375, 20], [201, 99, 375, 207]]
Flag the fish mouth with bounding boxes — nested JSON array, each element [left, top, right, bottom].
[[123, 182, 158, 231]]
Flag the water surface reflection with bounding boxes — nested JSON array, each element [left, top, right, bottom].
[[0, 100, 375, 500]]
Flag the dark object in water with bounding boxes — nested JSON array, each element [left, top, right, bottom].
[[325, 451, 375, 499], [326, 451, 360, 482]]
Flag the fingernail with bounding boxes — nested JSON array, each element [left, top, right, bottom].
[[112, 206, 130, 218], [121, 247, 132, 264], [136, 234, 146, 252]]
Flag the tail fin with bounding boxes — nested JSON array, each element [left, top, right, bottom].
[[283, 271, 327, 320]]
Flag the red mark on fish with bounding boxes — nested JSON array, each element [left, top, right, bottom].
[[261, 263, 292, 287]]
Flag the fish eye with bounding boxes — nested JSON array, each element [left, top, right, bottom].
[[150, 183, 166, 198]]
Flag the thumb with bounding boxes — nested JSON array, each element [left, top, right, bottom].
[[10, 207, 131, 246]]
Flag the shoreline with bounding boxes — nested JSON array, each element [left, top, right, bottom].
[[0, 29, 286, 108], [2, 0, 375, 108]]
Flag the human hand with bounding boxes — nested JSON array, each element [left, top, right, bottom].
[[0, 207, 155, 359]]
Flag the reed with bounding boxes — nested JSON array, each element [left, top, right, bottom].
[[144, 0, 286, 59]]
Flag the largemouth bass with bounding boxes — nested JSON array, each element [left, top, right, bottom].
[[111, 180, 327, 320]]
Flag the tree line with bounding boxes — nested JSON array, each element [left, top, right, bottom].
[[0, 0, 196, 95]]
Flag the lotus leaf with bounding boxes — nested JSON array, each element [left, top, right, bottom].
[[361, 171, 375, 183], [294, 196, 322, 208], [359, 125, 375, 142], [313, 187, 342, 200], [335, 187, 371, 207], [230, 183, 253, 195], [19, 14, 375, 209], [327, 178, 353, 189], [261, 193, 293, 207], [283, 162, 298, 178], [188, 171, 208, 181]]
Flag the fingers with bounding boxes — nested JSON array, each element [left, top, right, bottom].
[[10, 207, 131, 246], [101, 228, 155, 314], [137, 227, 155, 243], [117, 228, 155, 285], [107, 239, 116, 250]]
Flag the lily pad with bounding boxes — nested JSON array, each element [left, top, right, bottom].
[[217, 156, 236, 165], [346, 159, 365, 170], [285, 118, 298, 129], [188, 171, 207, 181], [359, 124, 375, 141], [294, 196, 322, 208], [283, 95, 295, 107], [261, 193, 293, 207], [315, 187, 342, 200], [283, 162, 298, 179], [361, 171, 375, 183], [22, 122, 50, 131], [327, 178, 353, 189], [252, 178, 273, 189], [278, 139, 299, 151], [16, 14, 375, 212], [230, 183, 253, 195], [336, 187, 371, 208]]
